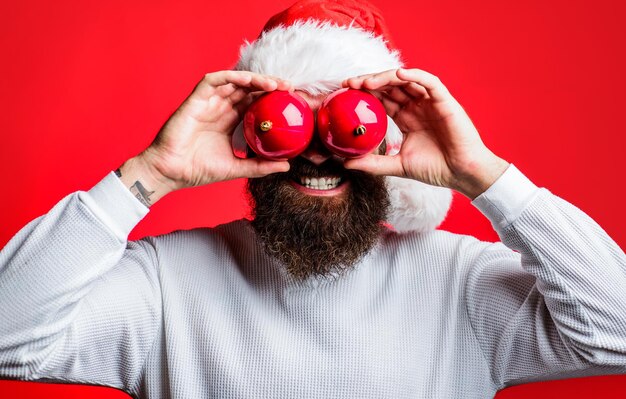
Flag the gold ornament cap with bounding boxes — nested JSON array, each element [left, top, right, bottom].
[[259, 120, 273, 132]]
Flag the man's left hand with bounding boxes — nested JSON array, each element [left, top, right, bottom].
[[342, 68, 509, 200]]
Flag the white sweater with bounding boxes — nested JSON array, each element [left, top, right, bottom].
[[0, 165, 625, 399]]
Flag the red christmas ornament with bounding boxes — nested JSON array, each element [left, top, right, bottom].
[[243, 91, 314, 161], [316, 88, 388, 158]]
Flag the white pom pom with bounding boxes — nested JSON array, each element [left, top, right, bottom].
[[386, 176, 453, 233]]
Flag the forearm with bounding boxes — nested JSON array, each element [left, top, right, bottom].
[[503, 193, 626, 361], [474, 166, 626, 367], [451, 150, 510, 200], [464, 166, 626, 388], [117, 153, 179, 207], [0, 173, 151, 377]]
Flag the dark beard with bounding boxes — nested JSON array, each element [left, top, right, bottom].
[[247, 158, 390, 280]]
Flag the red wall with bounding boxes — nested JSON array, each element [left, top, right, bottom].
[[1, 0, 624, 397]]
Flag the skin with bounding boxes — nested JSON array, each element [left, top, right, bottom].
[[118, 69, 509, 207], [342, 69, 509, 199]]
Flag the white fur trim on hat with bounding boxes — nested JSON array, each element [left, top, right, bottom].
[[236, 19, 453, 232], [236, 20, 402, 94]]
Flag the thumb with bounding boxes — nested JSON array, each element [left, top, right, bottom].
[[234, 158, 291, 179], [343, 154, 404, 177]]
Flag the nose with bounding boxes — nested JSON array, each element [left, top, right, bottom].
[[299, 135, 334, 165]]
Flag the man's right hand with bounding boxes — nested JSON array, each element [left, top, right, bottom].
[[118, 71, 292, 207]]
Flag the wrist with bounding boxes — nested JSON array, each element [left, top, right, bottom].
[[117, 154, 178, 207], [452, 152, 510, 200]]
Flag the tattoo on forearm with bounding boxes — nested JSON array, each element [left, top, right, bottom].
[[130, 180, 155, 207]]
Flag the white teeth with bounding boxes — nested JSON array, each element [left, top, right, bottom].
[[298, 176, 342, 190]]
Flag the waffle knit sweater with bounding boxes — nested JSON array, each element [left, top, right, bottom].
[[1, 165, 625, 399]]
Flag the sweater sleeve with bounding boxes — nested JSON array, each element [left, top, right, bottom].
[[465, 165, 626, 389], [0, 172, 161, 396]]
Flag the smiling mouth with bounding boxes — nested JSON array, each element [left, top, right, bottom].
[[288, 175, 349, 196], [296, 176, 343, 190], [285, 158, 350, 195]]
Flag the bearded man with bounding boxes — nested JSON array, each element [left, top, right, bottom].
[[1, 0, 625, 398]]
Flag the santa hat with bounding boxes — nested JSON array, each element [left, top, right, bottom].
[[235, 0, 452, 233]]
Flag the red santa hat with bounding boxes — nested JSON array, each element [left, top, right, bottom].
[[235, 0, 452, 233]]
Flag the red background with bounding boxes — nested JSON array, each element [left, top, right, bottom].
[[1, 0, 625, 397]]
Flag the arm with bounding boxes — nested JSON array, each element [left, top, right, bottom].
[[0, 71, 291, 392], [0, 174, 159, 393], [467, 165, 626, 388], [344, 68, 626, 387]]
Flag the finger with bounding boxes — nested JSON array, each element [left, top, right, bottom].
[[343, 154, 405, 177], [379, 95, 402, 118], [232, 95, 255, 119], [248, 74, 279, 92], [342, 75, 371, 89], [232, 90, 267, 117], [191, 72, 248, 100], [201, 71, 284, 95], [272, 78, 293, 91], [226, 87, 249, 104], [202, 70, 253, 88], [342, 71, 378, 84], [362, 76, 402, 91], [343, 78, 363, 90], [234, 158, 291, 178], [359, 69, 409, 90], [343, 69, 399, 89], [248, 74, 292, 92], [342, 77, 356, 88], [401, 82, 428, 100], [396, 68, 450, 102], [215, 83, 238, 97], [383, 86, 412, 105]]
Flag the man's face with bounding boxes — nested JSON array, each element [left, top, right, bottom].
[[248, 91, 390, 280]]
